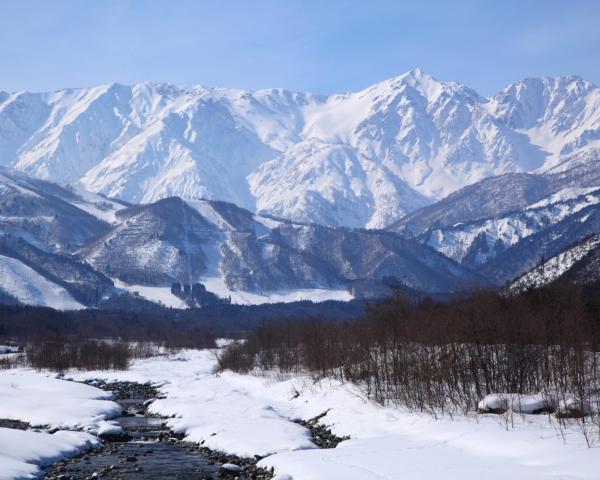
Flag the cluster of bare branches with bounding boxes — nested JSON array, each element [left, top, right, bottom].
[[0, 338, 181, 372], [25, 338, 135, 371], [218, 285, 600, 440]]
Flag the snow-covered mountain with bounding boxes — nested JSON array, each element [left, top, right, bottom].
[[0, 169, 481, 309], [490, 76, 600, 173], [1, 70, 599, 229], [422, 186, 600, 268], [399, 175, 600, 286], [509, 233, 600, 292], [79, 196, 482, 302], [0, 253, 84, 310]]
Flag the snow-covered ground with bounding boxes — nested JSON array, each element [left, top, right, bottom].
[[200, 276, 353, 305], [112, 277, 352, 307], [0, 373, 120, 479], [2, 349, 599, 479], [61, 349, 600, 480], [112, 279, 189, 308], [0, 255, 84, 310]]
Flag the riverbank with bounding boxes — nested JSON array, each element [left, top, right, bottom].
[[2, 349, 600, 479]]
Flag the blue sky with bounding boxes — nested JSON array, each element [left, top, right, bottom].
[[1, 0, 599, 95]]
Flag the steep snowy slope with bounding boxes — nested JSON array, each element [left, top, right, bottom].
[[479, 203, 600, 285], [490, 76, 600, 173], [509, 234, 600, 292], [0, 254, 83, 309], [389, 173, 553, 235], [391, 159, 600, 236], [1, 71, 598, 228], [0, 234, 113, 306], [0, 167, 125, 252], [422, 186, 600, 267]]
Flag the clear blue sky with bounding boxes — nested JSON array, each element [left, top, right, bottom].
[[1, 0, 599, 95]]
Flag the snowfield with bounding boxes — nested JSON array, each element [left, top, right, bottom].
[[54, 349, 600, 480], [0, 255, 84, 310], [2, 349, 599, 479], [200, 276, 354, 305]]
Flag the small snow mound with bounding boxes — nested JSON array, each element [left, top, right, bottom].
[[478, 394, 509, 414], [96, 421, 124, 436], [478, 393, 555, 415]]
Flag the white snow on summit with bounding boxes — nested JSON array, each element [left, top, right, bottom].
[[1, 71, 599, 228]]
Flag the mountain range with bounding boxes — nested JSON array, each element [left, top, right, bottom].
[[0, 168, 481, 309], [0, 70, 599, 310], [2, 70, 600, 230]]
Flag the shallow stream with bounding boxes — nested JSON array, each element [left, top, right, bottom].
[[43, 382, 224, 479]]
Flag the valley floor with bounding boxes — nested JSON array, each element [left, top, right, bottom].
[[1, 349, 600, 479]]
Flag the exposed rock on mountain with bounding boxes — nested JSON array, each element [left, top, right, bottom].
[[1, 71, 599, 228]]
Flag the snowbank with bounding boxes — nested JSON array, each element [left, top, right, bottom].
[[0, 373, 121, 429], [0, 372, 120, 479], [478, 393, 554, 414], [69, 349, 600, 480], [0, 428, 99, 480]]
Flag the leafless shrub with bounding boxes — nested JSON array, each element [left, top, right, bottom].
[[25, 338, 132, 372], [219, 285, 600, 442]]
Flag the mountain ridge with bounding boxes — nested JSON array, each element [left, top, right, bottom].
[[1, 70, 599, 229], [0, 168, 482, 309]]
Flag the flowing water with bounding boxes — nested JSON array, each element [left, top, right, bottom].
[[43, 383, 224, 479]]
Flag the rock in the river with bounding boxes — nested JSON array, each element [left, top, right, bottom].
[[219, 462, 243, 476]]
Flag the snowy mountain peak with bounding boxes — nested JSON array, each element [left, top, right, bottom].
[[0, 71, 599, 229]]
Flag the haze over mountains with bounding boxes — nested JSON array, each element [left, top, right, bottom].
[[1, 69, 600, 229]]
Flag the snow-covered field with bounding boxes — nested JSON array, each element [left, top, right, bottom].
[[0, 255, 84, 310], [2, 349, 600, 479], [113, 276, 353, 307], [200, 276, 354, 305]]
